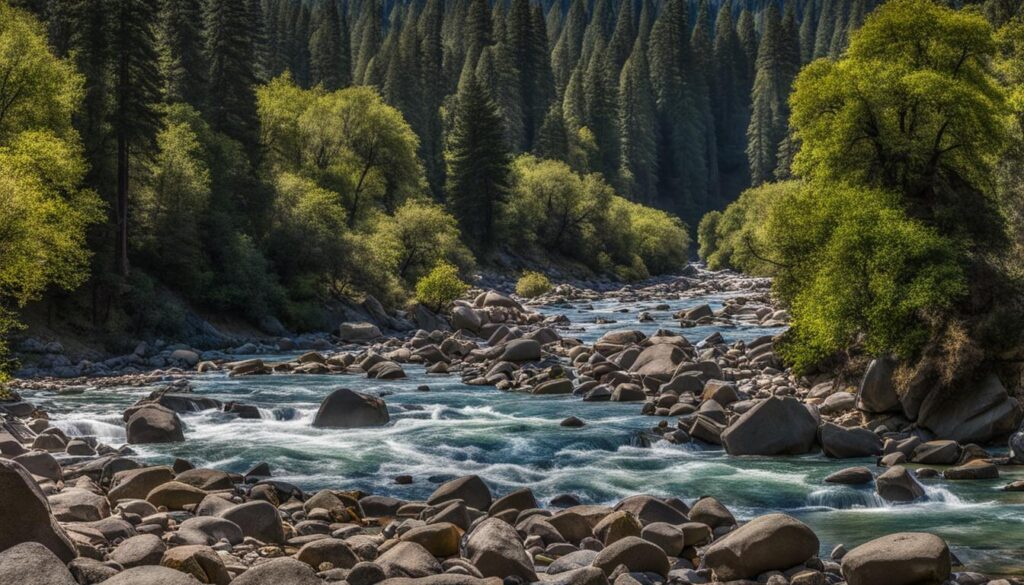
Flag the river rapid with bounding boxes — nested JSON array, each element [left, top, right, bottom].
[[22, 293, 1024, 575]]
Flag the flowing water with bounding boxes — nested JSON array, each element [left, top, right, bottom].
[[23, 294, 1024, 575]]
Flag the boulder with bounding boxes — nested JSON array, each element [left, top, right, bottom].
[[610, 384, 646, 402], [0, 542, 77, 585], [857, 357, 900, 413], [640, 522, 685, 556], [911, 440, 961, 465], [339, 322, 382, 343], [841, 533, 951, 585], [533, 379, 574, 395], [825, 467, 874, 485], [427, 475, 492, 511], [820, 423, 883, 459], [110, 534, 167, 568], [592, 510, 641, 545], [312, 388, 390, 429], [629, 344, 685, 378], [376, 541, 442, 578], [917, 374, 1023, 444], [688, 497, 734, 529], [295, 538, 359, 569], [451, 306, 482, 333], [13, 450, 62, 481], [400, 522, 461, 557], [500, 339, 542, 362], [218, 501, 284, 544], [176, 517, 244, 546], [1010, 429, 1024, 464], [147, 481, 208, 510], [232, 558, 322, 585], [875, 466, 925, 503], [614, 495, 687, 526], [722, 397, 818, 455], [100, 566, 203, 585], [48, 488, 111, 522], [0, 460, 77, 562], [702, 513, 819, 581], [478, 291, 523, 310], [464, 518, 537, 581], [592, 536, 670, 577], [160, 545, 231, 585], [108, 466, 175, 502], [126, 405, 185, 444], [943, 460, 999, 480], [489, 488, 538, 515]]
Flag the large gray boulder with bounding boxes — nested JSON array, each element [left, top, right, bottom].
[[0, 460, 77, 562], [721, 397, 818, 455], [1010, 429, 1024, 464], [126, 404, 185, 444], [464, 518, 537, 581], [312, 388, 389, 429], [218, 501, 284, 544], [629, 344, 686, 379], [500, 339, 542, 362], [841, 532, 950, 585], [917, 374, 1023, 444], [876, 466, 925, 503], [857, 357, 900, 413], [592, 536, 670, 577], [820, 423, 883, 459], [338, 322, 382, 343], [232, 558, 322, 585], [100, 566, 202, 585], [427, 475, 492, 511], [450, 306, 482, 333], [702, 513, 819, 581], [0, 542, 77, 585], [375, 541, 442, 578]]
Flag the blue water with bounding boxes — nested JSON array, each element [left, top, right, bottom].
[[24, 295, 1024, 575]]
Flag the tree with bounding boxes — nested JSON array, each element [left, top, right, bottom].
[[206, 0, 260, 153], [445, 74, 510, 251], [309, 0, 347, 90], [160, 0, 207, 107], [618, 39, 657, 202], [110, 0, 163, 276], [746, 5, 786, 186], [373, 199, 473, 285]]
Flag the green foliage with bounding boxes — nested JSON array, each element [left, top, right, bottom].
[[415, 262, 469, 312], [373, 199, 474, 287], [515, 271, 552, 298], [696, 210, 721, 264], [698, 181, 796, 274]]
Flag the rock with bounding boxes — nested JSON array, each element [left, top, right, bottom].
[[68, 557, 119, 584], [347, 561, 387, 585], [339, 322, 383, 343], [232, 558, 322, 585], [0, 460, 77, 562], [296, 538, 359, 569], [876, 466, 925, 503], [592, 536, 670, 577], [561, 416, 585, 427], [126, 405, 185, 444], [400, 522, 461, 557], [312, 388, 390, 429], [100, 566, 203, 585], [109, 466, 175, 502], [610, 384, 646, 402], [489, 488, 537, 515], [820, 423, 883, 459], [721, 397, 818, 455], [911, 440, 961, 465], [533, 379, 574, 395], [110, 534, 167, 568], [943, 460, 999, 480], [176, 517, 244, 546], [640, 522, 685, 556], [857, 357, 900, 413], [1010, 430, 1024, 464], [160, 545, 230, 585], [147, 481, 207, 510], [478, 291, 523, 310], [13, 450, 62, 481], [464, 518, 537, 581], [825, 467, 874, 485], [614, 495, 687, 526], [702, 513, 819, 581], [48, 488, 111, 522], [176, 468, 234, 491], [682, 304, 713, 321], [427, 475, 492, 511], [451, 306, 482, 332], [688, 497, 734, 529], [820, 391, 857, 415], [0, 542, 77, 585], [500, 339, 542, 362], [917, 374, 1023, 444], [841, 532, 951, 585], [593, 510, 641, 544], [376, 541, 442, 578], [218, 501, 285, 544], [629, 345, 685, 378], [702, 380, 739, 406]]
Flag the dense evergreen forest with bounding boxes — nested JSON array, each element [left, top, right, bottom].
[[3, 0, 1024, 387]]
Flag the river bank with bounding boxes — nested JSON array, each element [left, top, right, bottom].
[[2, 266, 1023, 584]]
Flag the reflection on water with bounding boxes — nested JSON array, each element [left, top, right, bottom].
[[28, 295, 1024, 575]]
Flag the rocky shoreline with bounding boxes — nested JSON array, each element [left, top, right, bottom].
[[2, 267, 1023, 584]]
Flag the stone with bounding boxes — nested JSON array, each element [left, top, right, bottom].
[[489, 488, 538, 515], [339, 322, 382, 343], [160, 545, 231, 585], [101, 566, 203, 585], [126, 405, 185, 444], [688, 497, 734, 529], [640, 522, 685, 556], [702, 513, 819, 581], [296, 538, 359, 569], [629, 344, 686, 378], [841, 533, 951, 585], [824, 467, 874, 485], [109, 466, 175, 502], [376, 541, 442, 578], [917, 374, 1023, 444], [68, 558, 119, 584], [427, 475, 492, 511], [0, 460, 77, 562], [561, 416, 585, 428], [347, 561, 387, 585], [232, 558, 322, 585], [464, 518, 537, 581], [820, 391, 857, 415], [110, 534, 167, 568], [911, 440, 961, 465], [312, 388, 390, 429], [614, 495, 687, 526], [593, 511, 641, 544], [820, 423, 883, 459], [857, 357, 900, 413], [533, 379, 574, 395], [1010, 429, 1024, 464], [175, 468, 234, 491], [592, 536, 670, 577], [943, 460, 999, 480], [876, 466, 926, 503], [400, 522, 461, 557], [147, 481, 208, 510], [610, 384, 646, 402], [176, 517, 244, 546], [500, 339, 542, 362], [48, 488, 111, 522], [13, 449, 62, 481], [218, 501, 285, 544], [0, 542, 77, 585], [721, 397, 818, 455], [451, 306, 482, 333]]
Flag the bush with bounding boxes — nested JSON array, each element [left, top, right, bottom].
[[415, 262, 469, 312], [515, 271, 552, 298], [697, 181, 796, 274]]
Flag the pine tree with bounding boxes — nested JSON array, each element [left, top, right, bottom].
[[551, 0, 585, 93], [745, 4, 786, 186], [713, 0, 750, 199], [446, 74, 511, 251], [206, 0, 260, 154], [814, 0, 836, 59], [309, 0, 346, 90], [798, 0, 817, 64], [607, 0, 635, 73], [418, 0, 446, 196], [736, 9, 757, 89], [583, 41, 619, 182], [475, 44, 525, 151], [536, 102, 570, 162], [828, 0, 850, 57], [353, 0, 382, 83], [160, 0, 206, 107], [110, 0, 164, 275], [462, 0, 492, 74], [618, 38, 657, 202]]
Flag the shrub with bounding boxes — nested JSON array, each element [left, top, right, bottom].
[[515, 271, 552, 298], [415, 262, 469, 312]]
